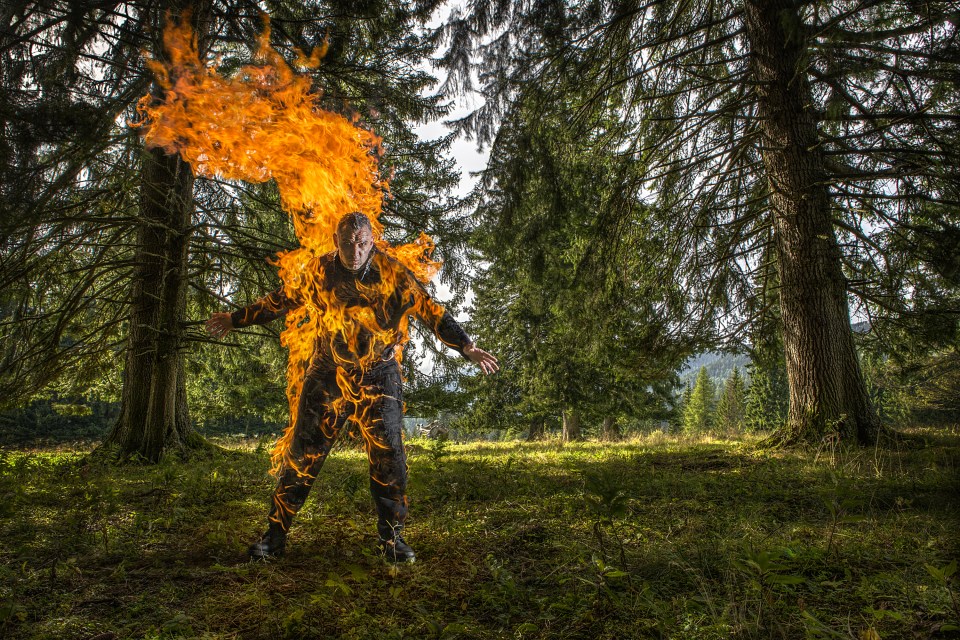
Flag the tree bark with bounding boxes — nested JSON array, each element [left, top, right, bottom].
[[562, 409, 582, 443], [103, 145, 199, 462], [744, 0, 882, 445], [527, 415, 545, 441], [601, 415, 620, 441]]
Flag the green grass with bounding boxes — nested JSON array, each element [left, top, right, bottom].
[[1, 430, 958, 639]]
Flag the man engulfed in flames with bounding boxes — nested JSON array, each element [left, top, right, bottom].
[[206, 213, 498, 562], [137, 14, 496, 562]]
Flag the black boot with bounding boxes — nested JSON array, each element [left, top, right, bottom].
[[248, 524, 286, 559], [379, 534, 416, 563]]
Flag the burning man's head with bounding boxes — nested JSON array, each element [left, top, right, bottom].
[[334, 212, 375, 272]]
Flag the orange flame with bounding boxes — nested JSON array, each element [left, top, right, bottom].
[[135, 13, 442, 474]]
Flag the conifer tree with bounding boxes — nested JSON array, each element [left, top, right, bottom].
[[682, 367, 715, 435], [744, 352, 789, 433], [1, 1, 459, 459], [672, 382, 694, 433], [459, 74, 686, 440], [715, 367, 747, 434]]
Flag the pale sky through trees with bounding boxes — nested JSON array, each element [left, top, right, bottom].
[[414, 1, 489, 200]]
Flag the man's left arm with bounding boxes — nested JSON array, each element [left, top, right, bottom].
[[408, 277, 499, 375]]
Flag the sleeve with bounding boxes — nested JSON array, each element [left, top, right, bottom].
[[434, 310, 473, 358], [230, 288, 301, 328], [405, 273, 473, 359]]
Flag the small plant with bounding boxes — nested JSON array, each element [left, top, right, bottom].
[[732, 545, 806, 634], [582, 471, 630, 568], [820, 471, 865, 555], [734, 546, 805, 587], [925, 561, 960, 632], [424, 436, 451, 466], [589, 554, 630, 597]]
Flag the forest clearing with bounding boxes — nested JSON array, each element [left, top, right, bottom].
[[2, 432, 957, 640], [3, 2, 959, 638]]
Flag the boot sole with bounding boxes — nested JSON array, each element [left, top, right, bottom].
[[383, 553, 416, 564]]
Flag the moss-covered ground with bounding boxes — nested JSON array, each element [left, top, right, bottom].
[[1, 430, 958, 639]]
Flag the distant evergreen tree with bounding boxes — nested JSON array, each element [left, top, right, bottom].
[[887, 348, 960, 426], [744, 360, 789, 433], [672, 382, 693, 433], [860, 351, 912, 428], [715, 367, 746, 434], [682, 367, 715, 435], [741, 240, 789, 434]]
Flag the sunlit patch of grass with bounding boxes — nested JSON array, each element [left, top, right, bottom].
[[0, 430, 957, 639]]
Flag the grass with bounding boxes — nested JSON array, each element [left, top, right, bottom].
[[0, 429, 958, 639]]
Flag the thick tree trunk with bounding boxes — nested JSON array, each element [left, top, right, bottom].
[[102, 2, 213, 462], [527, 415, 545, 441], [601, 415, 620, 441], [562, 409, 582, 443], [103, 146, 199, 461], [744, 0, 882, 445]]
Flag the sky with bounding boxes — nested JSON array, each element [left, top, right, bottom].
[[414, 105, 489, 199], [412, 2, 490, 200]]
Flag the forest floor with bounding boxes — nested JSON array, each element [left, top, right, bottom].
[[1, 429, 958, 640]]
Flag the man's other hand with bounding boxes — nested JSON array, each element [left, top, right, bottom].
[[463, 344, 499, 375], [206, 312, 234, 339]]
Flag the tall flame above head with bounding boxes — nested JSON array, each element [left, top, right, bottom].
[[137, 12, 387, 252], [135, 13, 443, 472]]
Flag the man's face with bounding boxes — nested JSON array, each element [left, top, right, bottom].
[[334, 225, 374, 272]]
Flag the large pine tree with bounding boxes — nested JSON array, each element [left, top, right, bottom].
[[460, 79, 686, 440], [440, 0, 960, 445]]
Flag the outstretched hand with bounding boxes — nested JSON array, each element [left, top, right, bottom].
[[206, 312, 234, 339], [463, 344, 499, 375]]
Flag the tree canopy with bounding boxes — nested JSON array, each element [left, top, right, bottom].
[[1, 1, 465, 457]]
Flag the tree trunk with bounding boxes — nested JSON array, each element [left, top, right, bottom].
[[744, 0, 882, 445], [601, 416, 620, 441], [102, 3, 214, 462], [103, 145, 199, 461], [561, 409, 582, 443], [527, 415, 545, 441]]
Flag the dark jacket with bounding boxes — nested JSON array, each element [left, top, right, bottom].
[[231, 250, 471, 372]]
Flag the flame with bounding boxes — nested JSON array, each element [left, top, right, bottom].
[[134, 12, 442, 475]]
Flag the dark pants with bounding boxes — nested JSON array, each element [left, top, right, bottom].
[[267, 360, 408, 541]]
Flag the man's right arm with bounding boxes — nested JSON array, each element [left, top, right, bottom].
[[230, 289, 298, 328], [206, 289, 300, 338]]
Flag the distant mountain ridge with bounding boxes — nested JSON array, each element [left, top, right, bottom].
[[679, 321, 870, 388], [679, 352, 751, 387]]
